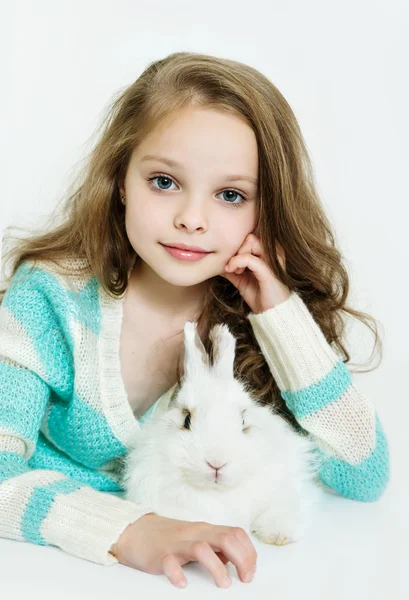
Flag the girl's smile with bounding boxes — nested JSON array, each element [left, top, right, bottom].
[[160, 243, 213, 261]]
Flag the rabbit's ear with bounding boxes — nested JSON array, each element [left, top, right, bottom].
[[209, 323, 236, 379], [183, 321, 209, 378]]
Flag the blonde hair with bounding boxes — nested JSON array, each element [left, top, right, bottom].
[[1, 52, 382, 429]]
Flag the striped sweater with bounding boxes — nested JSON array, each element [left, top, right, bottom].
[[0, 258, 390, 566]]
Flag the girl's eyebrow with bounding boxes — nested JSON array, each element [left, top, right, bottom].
[[140, 154, 258, 188]]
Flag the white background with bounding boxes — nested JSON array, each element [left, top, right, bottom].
[[1, 1, 408, 598]]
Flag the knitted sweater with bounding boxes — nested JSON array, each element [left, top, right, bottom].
[[0, 258, 390, 566]]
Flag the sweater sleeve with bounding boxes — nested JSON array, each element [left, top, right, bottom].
[[247, 291, 390, 502], [0, 264, 153, 565]]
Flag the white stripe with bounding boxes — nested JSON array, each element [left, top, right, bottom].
[[299, 385, 377, 464], [0, 308, 46, 380], [42, 485, 153, 565], [0, 468, 66, 541], [247, 291, 341, 391]]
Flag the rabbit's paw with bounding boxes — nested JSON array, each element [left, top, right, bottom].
[[259, 533, 292, 546], [250, 511, 304, 546]]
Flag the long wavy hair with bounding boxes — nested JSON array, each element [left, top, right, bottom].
[[0, 51, 383, 430]]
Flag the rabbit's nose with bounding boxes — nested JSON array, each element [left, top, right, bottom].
[[206, 461, 228, 472]]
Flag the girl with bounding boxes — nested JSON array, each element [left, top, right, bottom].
[[0, 52, 389, 589]]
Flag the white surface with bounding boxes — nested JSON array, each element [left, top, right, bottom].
[[0, 482, 406, 599], [1, 0, 408, 598]]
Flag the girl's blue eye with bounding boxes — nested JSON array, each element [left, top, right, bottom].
[[147, 174, 248, 208]]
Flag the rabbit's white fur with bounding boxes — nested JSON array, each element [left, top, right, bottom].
[[122, 321, 326, 545]]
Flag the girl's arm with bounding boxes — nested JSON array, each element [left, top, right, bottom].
[[0, 263, 153, 565], [247, 291, 390, 502]]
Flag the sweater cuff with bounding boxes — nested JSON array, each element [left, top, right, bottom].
[[41, 485, 154, 566], [246, 291, 341, 392]]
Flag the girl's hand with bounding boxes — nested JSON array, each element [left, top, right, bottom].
[[220, 233, 291, 314], [110, 513, 257, 589]]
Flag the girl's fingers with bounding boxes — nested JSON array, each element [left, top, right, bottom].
[[188, 541, 232, 588], [236, 235, 285, 270], [227, 234, 263, 272], [233, 234, 285, 271], [202, 527, 257, 584], [162, 554, 188, 589], [162, 542, 233, 589], [226, 254, 270, 283], [238, 234, 262, 257], [216, 551, 230, 564]]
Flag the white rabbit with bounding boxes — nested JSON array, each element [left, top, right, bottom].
[[122, 320, 326, 545]]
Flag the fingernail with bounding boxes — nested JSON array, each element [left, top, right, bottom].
[[244, 566, 256, 582], [221, 576, 232, 588], [177, 579, 187, 588]]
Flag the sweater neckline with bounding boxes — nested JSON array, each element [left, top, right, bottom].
[[97, 276, 177, 451]]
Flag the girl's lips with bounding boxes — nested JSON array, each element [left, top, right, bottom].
[[161, 244, 211, 262]]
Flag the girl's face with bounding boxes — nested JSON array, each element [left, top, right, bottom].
[[119, 106, 259, 288]]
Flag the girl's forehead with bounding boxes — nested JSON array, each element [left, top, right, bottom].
[[134, 107, 258, 151]]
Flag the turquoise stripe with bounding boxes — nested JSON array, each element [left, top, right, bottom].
[[0, 360, 49, 447], [28, 432, 123, 492], [315, 413, 390, 502], [3, 263, 75, 397], [66, 277, 101, 337], [22, 478, 85, 545], [0, 452, 31, 484], [45, 391, 128, 469], [3, 263, 101, 393], [282, 360, 352, 417]]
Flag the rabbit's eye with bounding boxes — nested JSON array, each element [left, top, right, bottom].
[[183, 411, 191, 430]]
